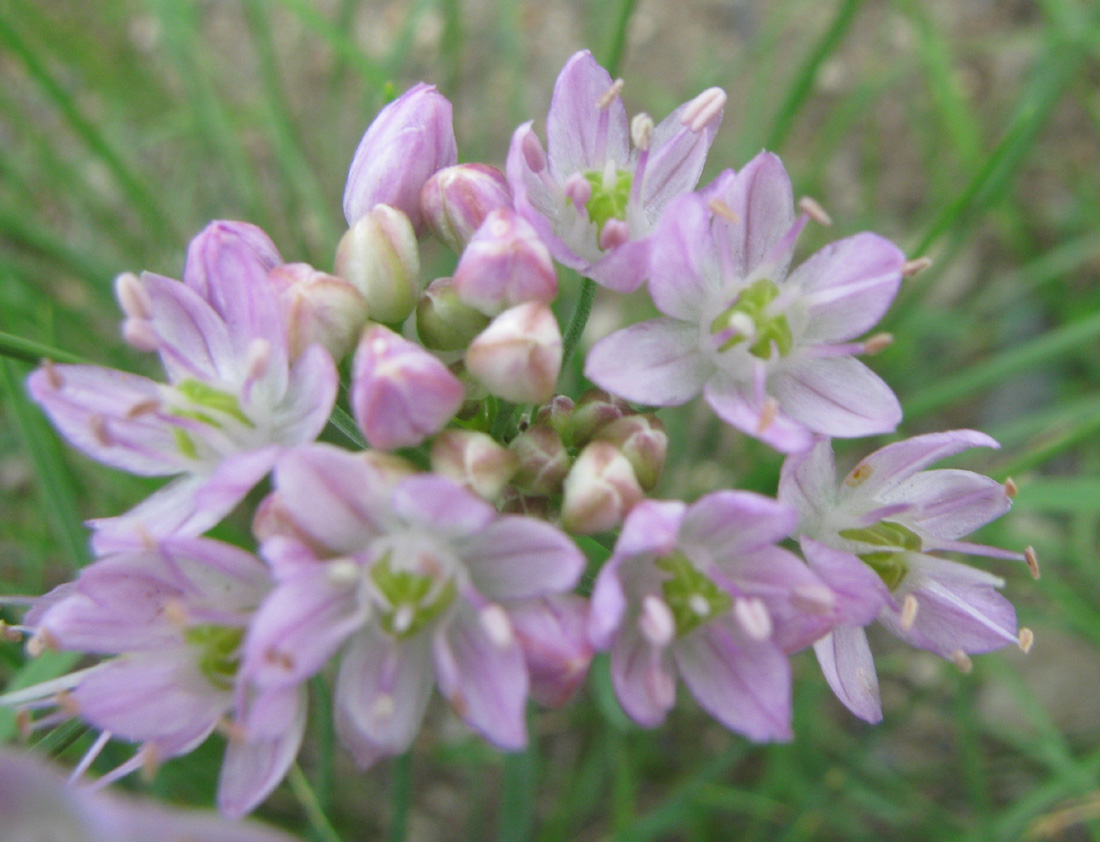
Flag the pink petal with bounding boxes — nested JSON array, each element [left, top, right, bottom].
[[648, 193, 719, 321], [777, 437, 838, 531], [639, 95, 724, 214], [703, 373, 815, 453], [546, 51, 629, 181], [609, 622, 676, 728], [585, 318, 711, 406], [679, 490, 798, 558], [712, 152, 796, 280], [461, 515, 584, 599], [771, 356, 901, 439], [813, 626, 882, 723]]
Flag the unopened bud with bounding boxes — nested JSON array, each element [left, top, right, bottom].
[[415, 277, 491, 351], [183, 220, 282, 302], [592, 413, 668, 492], [465, 302, 562, 404], [452, 208, 558, 316], [335, 205, 422, 326], [268, 262, 368, 361], [561, 441, 644, 534], [509, 424, 572, 495], [431, 429, 518, 501], [571, 388, 633, 447], [420, 163, 513, 253], [533, 395, 576, 440], [343, 82, 457, 233]]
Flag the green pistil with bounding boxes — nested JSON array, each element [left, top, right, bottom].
[[185, 624, 244, 690], [583, 168, 633, 237], [838, 521, 922, 591], [709, 278, 793, 359], [655, 551, 731, 637], [371, 556, 455, 638], [173, 427, 199, 460], [173, 379, 254, 429]]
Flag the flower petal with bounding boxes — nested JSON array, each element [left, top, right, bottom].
[[711, 152, 796, 280], [886, 469, 1011, 541], [639, 94, 724, 215], [585, 318, 710, 406], [648, 193, 719, 321], [771, 356, 901, 439], [461, 515, 584, 599], [391, 474, 496, 537], [703, 374, 815, 453], [679, 491, 797, 558], [546, 51, 629, 180], [813, 627, 882, 723], [609, 622, 675, 728], [777, 437, 838, 534]]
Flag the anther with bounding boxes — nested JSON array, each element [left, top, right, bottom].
[[27, 628, 58, 656], [1024, 546, 1040, 580], [902, 256, 933, 277], [42, 359, 64, 390], [55, 690, 81, 717], [707, 199, 740, 224], [264, 647, 296, 672], [216, 717, 247, 743], [163, 599, 189, 630], [900, 594, 919, 631], [862, 333, 894, 355], [798, 197, 832, 226], [639, 595, 675, 647], [326, 559, 360, 586], [371, 693, 396, 722], [599, 219, 631, 251], [596, 78, 625, 110], [392, 604, 415, 635], [522, 132, 547, 173], [680, 88, 726, 133], [631, 113, 654, 151], [688, 593, 710, 617], [479, 604, 514, 649], [0, 620, 22, 642], [126, 398, 161, 419], [734, 597, 773, 641], [757, 397, 780, 433], [563, 172, 592, 208], [1004, 477, 1018, 498], [791, 583, 836, 614], [115, 272, 152, 319], [952, 649, 973, 674], [140, 742, 161, 781], [1018, 627, 1034, 654], [16, 709, 32, 741], [89, 414, 113, 448]]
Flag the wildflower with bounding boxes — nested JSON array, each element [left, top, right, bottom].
[[778, 431, 1028, 722], [242, 444, 585, 765], [464, 301, 563, 404], [27, 221, 338, 548], [589, 492, 837, 739], [420, 163, 514, 253], [585, 152, 904, 452], [507, 50, 726, 292], [334, 204, 422, 326]]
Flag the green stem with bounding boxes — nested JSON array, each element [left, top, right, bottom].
[[0, 331, 85, 365], [602, 0, 639, 77], [288, 763, 343, 842], [561, 277, 597, 370], [389, 752, 412, 842], [498, 743, 538, 842]]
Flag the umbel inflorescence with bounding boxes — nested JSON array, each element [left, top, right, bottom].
[[1, 50, 1036, 820]]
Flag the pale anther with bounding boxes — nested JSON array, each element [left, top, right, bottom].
[[631, 113, 654, 151], [681, 88, 726, 132], [480, 604, 514, 649], [596, 78, 625, 110], [902, 256, 933, 277], [862, 333, 894, 355], [952, 649, 973, 673], [1004, 477, 1018, 498], [1024, 546, 1040, 580], [1018, 627, 1035, 653], [798, 196, 832, 226], [900, 594, 919, 630], [707, 199, 740, 224]]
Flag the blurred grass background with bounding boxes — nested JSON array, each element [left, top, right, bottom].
[[1, 0, 1100, 839]]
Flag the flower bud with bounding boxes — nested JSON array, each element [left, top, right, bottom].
[[509, 595, 594, 708], [415, 277, 491, 351], [431, 429, 518, 501], [570, 388, 633, 447], [593, 413, 668, 492], [267, 262, 368, 361], [420, 163, 513, 252], [452, 208, 557, 316], [509, 424, 571, 495], [183, 220, 282, 301], [465, 301, 562, 404], [351, 325, 465, 450], [534, 395, 576, 441], [561, 441, 644, 534], [343, 83, 458, 233], [334, 205, 422, 326]]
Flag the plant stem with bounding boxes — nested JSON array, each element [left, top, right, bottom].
[[389, 751, 412, 842], [288, 763, 343, 842], [561, 276, 597, 370]]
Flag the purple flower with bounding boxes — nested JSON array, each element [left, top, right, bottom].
[[27, 222, 338, 548], [507, 50, 726, 292], [6, 536, 304, 818], [242, 444, 585, 765], [589, 492, 837, 740], [778, 431, 1029, 722], [585, 152, 904, 453], [0, 747, 304, 841]]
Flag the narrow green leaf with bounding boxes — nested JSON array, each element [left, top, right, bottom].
[[0, 651, 82, 741], [0, 332, 86, 366], [272, 0, 388, 88], [498, 741, 538, 842], [288, 763, 344, 842]]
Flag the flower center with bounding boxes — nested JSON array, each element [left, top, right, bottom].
[[710, 278, 793, 359], [583, 165, 633, 237], [655, 551, 731, 637], [370, 552, 456, 638], [168, 378, 255, 458], [185, 624, 244, 690], [838, 520, 922, 590]]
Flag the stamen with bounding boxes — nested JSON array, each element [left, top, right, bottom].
[[264, 647, 295, 672], [688, 593, 710, 617], [245, 338, 272, 382], [1024, 546, 1040, 580], [522, 131, 547, 173], [639, 595, 675, 647], [27, 628, 59, 656], [216, 717, 247, 743], [391, 604, 415, 635], [327, 559, 361, 586], [0, 620, 22, 642], [902, 256, 933, 277], [479, 604, 514, 649], [757, 397, 780, 433], [56, 690, 81, 717], [115, 272, 152, 319], [680, 88, 726, 133], [707, 199, 740, 225], [631, 113, 654, 151], [791, 583, 835, 614], [140, 742, 161, 781], [734, 597, 772, 641], [862, 332, 893, 355], [42, 359, 64, 390], [1018, 627, 1034, 653], [563, 172, 592, 209], [797, 196, 832, 226], [596, 78, 625, 110], [599, 218, 631, 251], [122, 318, 160, 352], [70, 730, 112, 783], [126, 398, 161, 419], [952, 649, 973, 674], [900, 594, 919, 630], [16, 710, 32, 740], [1004, 477, 1018, 498], [89, 414, 113, 448], [370, 693, 396, 722], [163, 599, 189, 630]]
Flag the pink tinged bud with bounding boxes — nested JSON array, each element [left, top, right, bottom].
[[465, 301, 562, 404], [593, 414, 668, 492], [350, 325, 465, 450], [680, 87, 727, 133], [267, 263, 368, 361], [561, 441, 645, 534], [343, 82, 458, 233], [420, 163, 513, 253], [431, 429, 518, 501], [334, 205, 422, 327], [452, 208, 558, 317], [509, 595, 594, 708], [509, 424, 572, 495], [183, 220, 282, 300], [534, 395, 576, 440], [571, 389, 633, 447], [415, 277, 491, 351]]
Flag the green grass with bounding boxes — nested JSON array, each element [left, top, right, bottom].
[[1, 0, 1099, 840]]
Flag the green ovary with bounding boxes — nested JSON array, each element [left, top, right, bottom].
[[838, 521, 922, 591], [173, 379, 254, 429], [656, 551, 731, 637], [710, 278, 793, 359], [185, 624, 244, 690], [583, 168, 633, 237], [371, 556, 456, 638]]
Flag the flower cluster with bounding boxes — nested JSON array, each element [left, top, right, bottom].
[[1, 50, 1034, 818]]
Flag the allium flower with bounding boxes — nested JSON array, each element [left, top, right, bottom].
[[585, 152, 904, 453], [778, 431, 1031, 722], [589, 492, 842, 740], [507, 50, 726, 292], [0, 748, 304, 842], [27, 221, 338, 548], [242, 444, 585, 766], [6, 536, 304, 817]]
